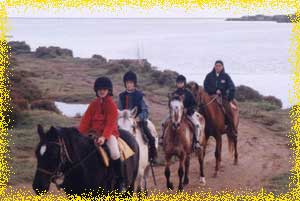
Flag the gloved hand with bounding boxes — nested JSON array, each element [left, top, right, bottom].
[[96, 136, 106, 145], [187, 108, 194, 116]]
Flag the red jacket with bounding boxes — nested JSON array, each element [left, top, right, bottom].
[[79, 96, 119, 139]]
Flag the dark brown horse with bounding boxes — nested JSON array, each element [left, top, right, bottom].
[[163, 94, 206, 191], [187, 81, 239, 177]]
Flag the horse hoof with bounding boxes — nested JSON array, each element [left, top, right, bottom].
[[183, 178, 189, 186], [213, 172, 218, 178], [167, 183, 174, 190], [177, 187, 183, 193], [200, 177, 206, 186], [234, 159, 238, 165]]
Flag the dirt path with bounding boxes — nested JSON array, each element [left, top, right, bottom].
[[147, 118, 291, 193], [10, 118, 291, 195]]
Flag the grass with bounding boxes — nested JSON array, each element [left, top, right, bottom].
[[239, 101, 290, 137], [8, 110, 78, 185], [265, 172, 291, 195]]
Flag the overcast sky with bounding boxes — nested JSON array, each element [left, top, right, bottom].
[[7, 6, 295, 18]]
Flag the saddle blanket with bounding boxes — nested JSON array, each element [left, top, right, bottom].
[[97, 138, 135, 167]]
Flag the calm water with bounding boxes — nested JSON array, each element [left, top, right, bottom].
[[8, 18, 293, 108]]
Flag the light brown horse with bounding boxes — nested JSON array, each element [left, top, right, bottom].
[[187, 81, 239, 177], [163, 94, 206, 191]]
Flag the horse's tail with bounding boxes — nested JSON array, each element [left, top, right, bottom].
[[227, 135, 235, 159]]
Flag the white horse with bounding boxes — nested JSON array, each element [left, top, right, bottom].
[[118, 107, 158, 195]]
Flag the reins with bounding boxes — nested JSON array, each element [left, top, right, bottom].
[[198, 94, 218, 109], [37, 136, 98, 190]]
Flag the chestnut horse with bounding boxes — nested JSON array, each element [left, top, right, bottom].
[[163, 94, 206, 191], [187, 81, 239, 177]]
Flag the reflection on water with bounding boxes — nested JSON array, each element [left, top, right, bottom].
[[55, 102, 88, 118]]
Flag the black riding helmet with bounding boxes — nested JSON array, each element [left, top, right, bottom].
[[94, 77, 113, 97], [123, 71, 137, 86], [176, 75, 187, 85]]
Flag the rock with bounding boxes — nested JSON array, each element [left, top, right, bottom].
[[8, 41, 31, 54], [35, 46, 73, 59]]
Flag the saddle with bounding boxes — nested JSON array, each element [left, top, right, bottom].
[[97, 138, 135, 167]]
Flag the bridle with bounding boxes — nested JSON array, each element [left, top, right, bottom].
[[36, 137, 73, 189], [36, 136, 97, 190]]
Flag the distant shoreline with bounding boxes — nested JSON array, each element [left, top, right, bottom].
[[8, 17, 226, 20], [226, 14, 296, 23]]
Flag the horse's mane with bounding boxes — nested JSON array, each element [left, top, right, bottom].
[[170, 95, 181, 101], [119, 110, 131, 120]]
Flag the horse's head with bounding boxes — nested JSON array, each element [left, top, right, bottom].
[[32, 124, 68, 195], [168, 94, 185, 130], [118, 107, 138, 134], [187, 81, 199, 97]]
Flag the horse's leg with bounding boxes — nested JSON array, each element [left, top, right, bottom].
[[178, 153, 185, 191], [214, 136, 222, 177], [136, 174, 142, 196], [183, 154, 190, 186], [198, 145, 206, 185], [143, 165, 150, 196], [143, 174, 148, 196], [203, 136, 208, 158], [164, 155, 173, 190], [233, 135, 238, 165]]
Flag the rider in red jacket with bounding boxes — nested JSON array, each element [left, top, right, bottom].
[[79, 77, 125, 193]]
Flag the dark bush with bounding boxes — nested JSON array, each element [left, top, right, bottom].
[[35, 46, 73, 59], [30, 100, 60, 114], [263, 96, 282, 108], [91, 54, 107, 64], [106, 63, 127, 74], [8, 41, 31, 55], [235, 85, 263, 102]]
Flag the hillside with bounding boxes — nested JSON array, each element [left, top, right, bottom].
[[7, 41, 291, 195]]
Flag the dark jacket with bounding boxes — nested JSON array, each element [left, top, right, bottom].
[[172, 88, 197, 116], [118, 90, 149, 121], [203, 68, 235, 101]]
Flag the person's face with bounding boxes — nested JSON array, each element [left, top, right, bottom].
[[214, 63, 224, 73], [125, 81, 135, 91], [98, 89, 109, 98], [176, 81, 185, 89]]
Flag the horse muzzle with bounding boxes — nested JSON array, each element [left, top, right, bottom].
[[172, 122, 181, 130]]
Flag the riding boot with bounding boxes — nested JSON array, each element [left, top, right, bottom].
[[187, 115, 201, 150], [139, 121, 158, 162], [224, 101, 237, 136], [112, 158, 126, 193]]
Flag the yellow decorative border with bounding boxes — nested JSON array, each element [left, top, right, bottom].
[[1, 0, 300, 200]]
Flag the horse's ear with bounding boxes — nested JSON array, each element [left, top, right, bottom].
[[37, 124, 45, 140], [130, 107, 138, 117]]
